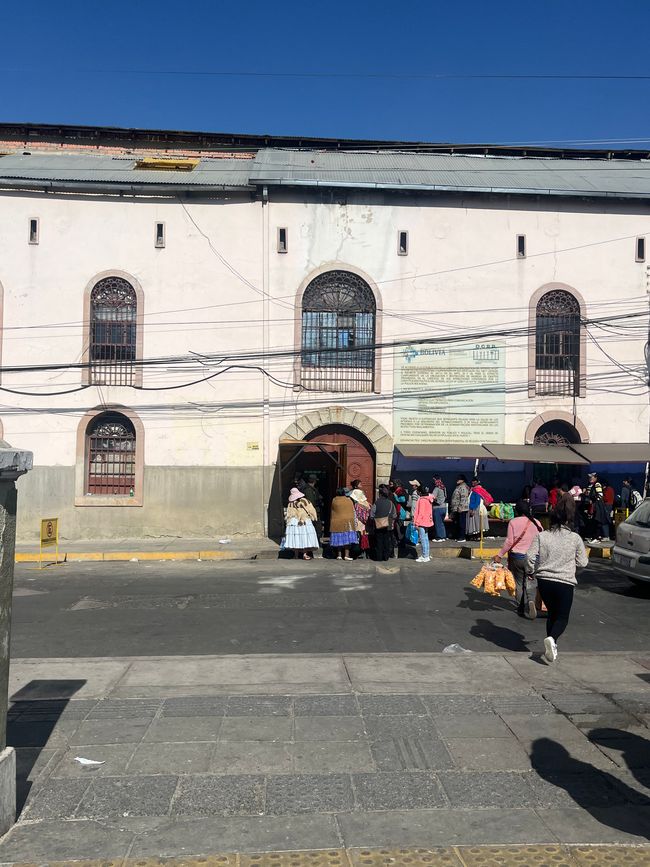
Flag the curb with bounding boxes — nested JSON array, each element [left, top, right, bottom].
[[15, 549, 267, 564], [14, 544, 611, 565]]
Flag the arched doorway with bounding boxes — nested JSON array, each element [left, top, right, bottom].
[[271, 407, 391, 540], [293, 425, 374, 535]]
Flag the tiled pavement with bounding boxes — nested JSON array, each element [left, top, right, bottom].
[[4, 682, 650, 862]]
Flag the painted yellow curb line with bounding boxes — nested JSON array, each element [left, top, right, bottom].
[[14, 544, 612, 564], [15, 549, 244, 563]]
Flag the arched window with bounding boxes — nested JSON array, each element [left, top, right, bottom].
[[86, 412, 136, 496], [301, 270, 376, 392], [535, 289, 581, 396], [90, 276, 137, 386]]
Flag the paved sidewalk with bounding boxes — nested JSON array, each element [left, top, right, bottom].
[[3, 651, 649, 861]]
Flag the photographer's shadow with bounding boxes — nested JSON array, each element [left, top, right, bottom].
[[531, 736, 650, 841]]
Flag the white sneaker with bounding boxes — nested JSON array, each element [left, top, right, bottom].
[[415, 556, 427, 563], [544, 636, 558, 663], [422, 556, 431, 562]]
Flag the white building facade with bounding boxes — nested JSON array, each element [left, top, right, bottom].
[[0, 124, 648, 542]]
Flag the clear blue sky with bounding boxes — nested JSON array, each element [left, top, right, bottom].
[[3, 0, 650, 146]]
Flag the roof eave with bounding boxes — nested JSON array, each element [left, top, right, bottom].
[[250, 177, 650, 199], [0, 177, 254, 195]]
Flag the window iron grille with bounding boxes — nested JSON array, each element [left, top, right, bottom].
[[535, 289, 581, 396], [300, 270, 376, 392], [90, 277, 137, 386], [86, 413, 136, 496]]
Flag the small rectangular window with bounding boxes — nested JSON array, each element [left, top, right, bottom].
[[636, 236, 646, 263], [277, 227, 288, 253], [28, 218, 39, 245], [155, 222, 165, 248], [398, 230, 408, 256], [516, 234, 526, 258]]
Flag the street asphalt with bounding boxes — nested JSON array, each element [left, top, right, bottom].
[[11, 556, 650, 658]]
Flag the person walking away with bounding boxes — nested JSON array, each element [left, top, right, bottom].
[[585, 472, 608, 542], [526, 504, 588, 663], [548, 478, 562, 510], [556, 483, 577, 529], [413, 486, 434, 562], [530, 480, 549, 516], [370, 485, 397, 561], [285, 488, 319, 560], [466, 478, 492, 537], [450, 475, 470, 541], [329, 488, 357, 560], [303, 475, 324, 545], [494, 500, 542, 619], [431, 476, 448, 540]]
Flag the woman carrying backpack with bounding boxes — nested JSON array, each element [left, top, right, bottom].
[[494, 500, 543, 619]]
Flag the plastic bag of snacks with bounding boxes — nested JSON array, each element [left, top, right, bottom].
[[470, 563, 516, 598]]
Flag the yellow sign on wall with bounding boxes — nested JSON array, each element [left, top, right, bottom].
[[40, 518, 58, 547]]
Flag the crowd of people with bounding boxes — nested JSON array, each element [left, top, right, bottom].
[[519, 472, 643, 543], [283, 470, 645, 562], [283, 473, 498, 562]]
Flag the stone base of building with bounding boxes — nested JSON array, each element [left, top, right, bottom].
[[16, 465, 266, 543]]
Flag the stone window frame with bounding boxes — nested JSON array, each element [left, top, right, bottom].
[[81, 270, 144, 388], [528, 282, 586, 399], [294, 264, 383, 394], [75, 405, 145, 507]]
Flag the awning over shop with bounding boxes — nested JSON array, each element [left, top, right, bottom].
[[483, 444, 588, 465], [396, 442, 649, 465], [571, 443, 650, 463], [396, 444, 493, 459]]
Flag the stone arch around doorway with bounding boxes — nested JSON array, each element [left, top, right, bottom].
[[525, 410, 590, 445], [280, 407, 393, 483]]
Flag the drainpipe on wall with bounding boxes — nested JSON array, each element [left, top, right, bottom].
[[261, 186, 271, 536]]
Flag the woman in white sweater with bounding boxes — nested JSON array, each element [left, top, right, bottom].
[[526, 504, 589, 664]]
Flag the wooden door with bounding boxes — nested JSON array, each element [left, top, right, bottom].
[[307, 425, 375, 503]]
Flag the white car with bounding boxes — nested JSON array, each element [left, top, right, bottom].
[[612, 499, 650, 585]]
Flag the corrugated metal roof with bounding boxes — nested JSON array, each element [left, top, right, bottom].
[[249, 149, 650, 198], [3, 148, 650, 199], [0, 152, 252, 188]]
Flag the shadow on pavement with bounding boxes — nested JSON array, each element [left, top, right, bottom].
[[7, 679, 85, 815], [470, 617, 530, 651], [589, 728, 650, 790], [531, 736, 650, 841], [577, 564, 650, 598], [457, 587, 515, 613]]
